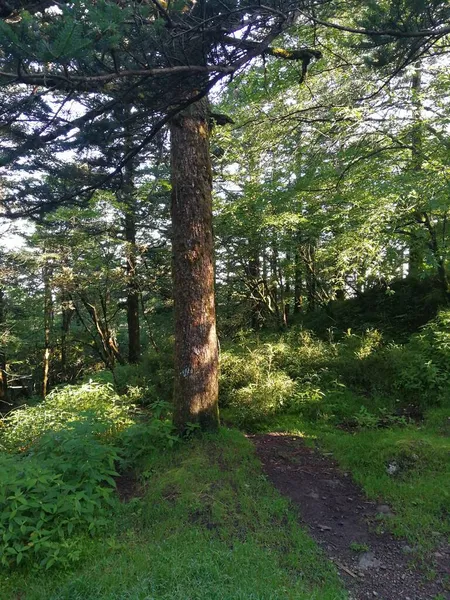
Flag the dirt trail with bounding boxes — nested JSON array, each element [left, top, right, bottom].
[[250, 433, 450, 600]]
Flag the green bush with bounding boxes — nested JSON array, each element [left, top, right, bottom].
[[0, 382, 133, 452], [119, 420, 179, 465], [0, 380, 182, 570], [227, 371, 298, 426], [113, 345, 175, 405], [119, 399, 179, 464], [219, 313, 450, 429], [0, 383, 139, 570], [220, 332, 388, 426], [0, 421, 119, 569], [391, 309, 450, 407]]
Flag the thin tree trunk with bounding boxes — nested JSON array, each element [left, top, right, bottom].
[[282, 251, 291, 327], [76, 292, 125, 367], [170, 96, 219, 434], [60, 290, 73, 381], [409, 66, 448, 297], [294, 247, 303, 314], [423, 212, 449, 299], [270, 232, 283, 326], [248, 249, 261, 329], [0, 289, 7, 403], [71, 295, 112, 369], [409, 65, 424, 278], [306, 242, 317, 312], [42, 258, 52, 397], [138, 291, 160, 353], [121, 134, 141, 364], [125, 207, 140, 363]]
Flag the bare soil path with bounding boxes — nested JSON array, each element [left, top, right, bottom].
[[250, 432, 450, 600]]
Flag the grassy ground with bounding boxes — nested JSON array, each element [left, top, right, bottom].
[[262, 406, 450, 552], [219, 316, 450, 556], [1, 429, 345, 600], [2, 312, 449, 598]]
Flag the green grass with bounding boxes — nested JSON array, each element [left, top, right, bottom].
[[219, 318, 450, 554], [264, 407, 450, 551], [0, 429, 345, 600]]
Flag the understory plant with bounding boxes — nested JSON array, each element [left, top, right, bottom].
[[0, 421, 119, 569], [0, 383, 178, 570], [220, 310, 450, 428]]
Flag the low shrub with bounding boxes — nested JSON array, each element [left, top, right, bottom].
[[0, 382, 182, 570], [0, 382, 133, 452], [119, 400, 179, 465], [220, 311, 450, 429], [391, 309, 450, 408], [113, 345, 175, 405], [227, 371, 297, 426], [0, 421, 119, 569]]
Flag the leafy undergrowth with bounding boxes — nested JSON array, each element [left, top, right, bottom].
[[0, 383, 176, 571], [220, 309, 450, 429], [1, 429, 346, 600], [220, 311, 450, 554], [258, 409, 450, 552]]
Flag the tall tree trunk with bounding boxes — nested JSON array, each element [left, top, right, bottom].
[[125, 205, 140, 363], [248, 248, 261, 329], [423, 212, 449, 300], [0, 289, 7, 403], [306, 242, 317, 312], [42, 258, 52, 397], [170, 96, 219, 434], [294, 246, 303, 314], [409, 66, 448, 296], [121, 123, 141, 364], [283, 251, 291, 326], [409, 65, 424, 278], [270, 231, 283, 326], [138, 291, 159, 353], [60, 289, 73, 381]]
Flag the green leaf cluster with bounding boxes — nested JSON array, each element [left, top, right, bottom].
[[0, 421, 119, 569], [0, 382, 133, 453]]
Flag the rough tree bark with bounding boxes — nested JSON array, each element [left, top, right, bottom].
[[170, 96, 219, 434]]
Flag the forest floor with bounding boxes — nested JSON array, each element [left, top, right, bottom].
[[251, 432, 450, 600], [2, 406, 449, 600], [2, 428, 347, 600]]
